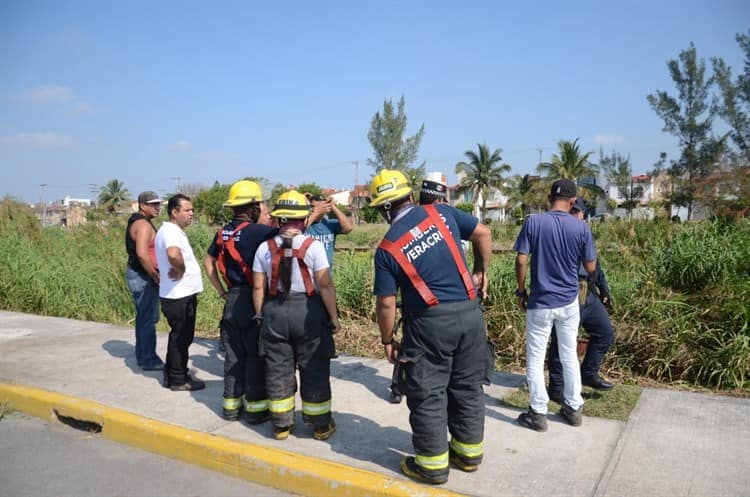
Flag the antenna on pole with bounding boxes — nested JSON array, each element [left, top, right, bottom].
[[170, 177, 182, 193], [89, 183, 99, 208]]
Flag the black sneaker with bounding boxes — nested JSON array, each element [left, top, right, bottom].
[[559, 403, 583, 426], [517, 408, 548, 432], [400, 456, 448, 485], [170, 378, 205, 391], [389, 390, 402, 404]]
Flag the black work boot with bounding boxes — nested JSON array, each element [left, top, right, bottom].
[[448, 447, 480, 473], [400, 456, 448, 485], [222, 408, 240, 421], [517, 408, 548, 432]]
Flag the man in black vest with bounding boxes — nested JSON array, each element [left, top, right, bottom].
[[124, 191, 163, 371]]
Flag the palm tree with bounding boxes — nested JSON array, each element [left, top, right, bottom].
[[98, 179, 130, 214], [504, 174, 547, 218], [455, 143, 512, 221], [537, 138, 603, 200]]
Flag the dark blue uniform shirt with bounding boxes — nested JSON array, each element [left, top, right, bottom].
[[373, 204, 478, 313], [207, 220, 277, 287]]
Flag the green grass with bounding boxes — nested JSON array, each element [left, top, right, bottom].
[[1, 197, 748, 393], [0, 401, 13, 421], [502, 383, 643, 422]]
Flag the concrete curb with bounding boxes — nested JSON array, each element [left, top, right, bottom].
[[0, 381, 466, 497]]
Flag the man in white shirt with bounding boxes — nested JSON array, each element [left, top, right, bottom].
[[155, 194, 205, 391]]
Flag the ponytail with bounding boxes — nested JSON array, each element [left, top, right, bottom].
[[278, 234, 294, 296]]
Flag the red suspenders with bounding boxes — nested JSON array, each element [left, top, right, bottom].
[[268, 236, 317, 297], [378, 205, 476, 306], [215, 221, 252, 286]]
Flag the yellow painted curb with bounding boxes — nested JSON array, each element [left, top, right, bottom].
[[0, 382, 466, 497]]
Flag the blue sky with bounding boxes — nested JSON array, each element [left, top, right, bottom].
[[1, 1, 748, 204]]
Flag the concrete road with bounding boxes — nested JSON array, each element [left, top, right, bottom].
[[0, 413, 299, 497]]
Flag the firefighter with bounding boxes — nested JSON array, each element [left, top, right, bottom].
[[203, 180, 277, 423], [252, 190, 340, 441], [371, 170, 493, 485]]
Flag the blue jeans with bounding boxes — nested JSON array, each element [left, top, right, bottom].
[[125, 266, 161, 367], [525, 300, 583, 414]]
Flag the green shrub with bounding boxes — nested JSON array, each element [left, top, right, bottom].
[[654, 221, 742, 293]]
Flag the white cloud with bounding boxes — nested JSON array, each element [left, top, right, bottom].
[[0, 132, 73, 148], [73, 102, 96, 114], [168, 140, 192, 151], [15, 86, 76, 103], [594, 134, 625, 145]]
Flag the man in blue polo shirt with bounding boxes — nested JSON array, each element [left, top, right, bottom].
[[513, 179, 597, 431], [304, 193, 353, 269], [371, 169, 492, 485]]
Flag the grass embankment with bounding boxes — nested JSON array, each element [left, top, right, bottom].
[[1, 198, 748, 420]]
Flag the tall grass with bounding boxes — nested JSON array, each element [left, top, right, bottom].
[[1, 198, 747, 391]]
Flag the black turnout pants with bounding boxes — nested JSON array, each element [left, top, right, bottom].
[[222, 286, 266, 418], [398, 299, 487, 477], [261, 293, 335, 429]]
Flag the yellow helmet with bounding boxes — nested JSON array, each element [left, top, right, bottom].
[[224, 180, 263, 207], [271, 190, 310, 219], [369, 169, 412, 207]]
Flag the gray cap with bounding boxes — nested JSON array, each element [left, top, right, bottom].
[[138, 191, 162, 204]]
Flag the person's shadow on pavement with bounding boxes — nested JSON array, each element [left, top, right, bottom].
[[190, 337, 224, 378], [102, 339, 164, 385], [330, 359, 394, 402], [326, 412, 413, 473]]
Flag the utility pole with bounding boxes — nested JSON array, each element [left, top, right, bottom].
[[171, 176, 182, 193], [38, 183, 47, 226], [536, 146, 544, 167], [88, 184, 99, 208]]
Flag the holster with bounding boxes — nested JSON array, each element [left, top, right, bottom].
[[578, 280, 588, 306]]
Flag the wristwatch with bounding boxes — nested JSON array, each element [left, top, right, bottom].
[[381, 336, 395, 345], [515, 289, 527, 298]]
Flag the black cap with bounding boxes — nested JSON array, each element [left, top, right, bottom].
[[550, 179, 576, 198], [138, 191, 162, 204]]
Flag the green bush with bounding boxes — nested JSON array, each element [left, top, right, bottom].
[[654, 221, 744, 292]]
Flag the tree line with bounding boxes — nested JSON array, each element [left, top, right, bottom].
[[96, 31, 749, 224]]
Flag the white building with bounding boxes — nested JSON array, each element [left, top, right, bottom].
[[62, 195, 92, 207]]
